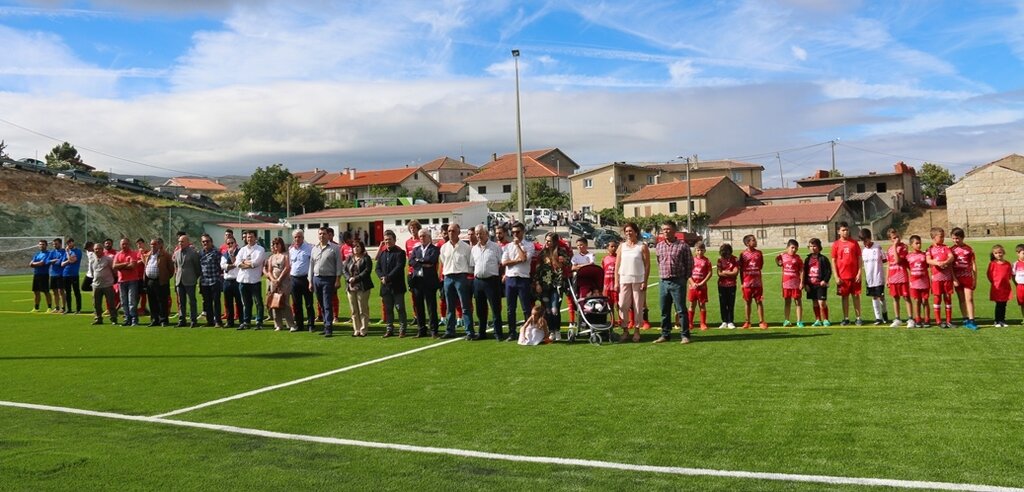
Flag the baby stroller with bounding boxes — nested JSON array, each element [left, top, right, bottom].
[[567, 263, 616, 345]]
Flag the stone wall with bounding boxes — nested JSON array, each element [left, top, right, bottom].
[[946, 166, 1024, 237]]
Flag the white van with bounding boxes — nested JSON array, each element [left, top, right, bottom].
[[537, 208, 554, 226], [523, 209, 536, 228]]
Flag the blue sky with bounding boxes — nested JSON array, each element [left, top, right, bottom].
[[2, 0, 1024, 185]]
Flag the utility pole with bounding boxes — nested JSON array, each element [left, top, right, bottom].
[[686, 154, 696, 232], [830, 139, 837, 176], [512, 49, 526, 224], [776, 152, 784, 187]]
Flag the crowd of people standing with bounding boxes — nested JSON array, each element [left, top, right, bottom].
[[27, 218, 1024, 344]]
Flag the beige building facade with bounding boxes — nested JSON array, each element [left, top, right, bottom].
[[945, 154, 1024, 237], [621, 176, 748, 221], [570, 163, 660, 214]]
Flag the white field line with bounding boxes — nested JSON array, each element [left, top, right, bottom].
[[0, 400, 1020, 492], [152, 337, 464, 418]]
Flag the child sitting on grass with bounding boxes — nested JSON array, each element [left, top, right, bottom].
[[518, 304, 551, 346]]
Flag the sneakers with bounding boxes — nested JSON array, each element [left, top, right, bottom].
[[568, 323, 576, 332], [680, 336, 691, 344], [699, 324, 708, 331], [906, 319, 917, 328], [718, 322, 728, 329], [964, 320, 978, 331], [727, 323, 736, 329], [741, 322, 751, 329], [811, 320, 823, 327], [796, 321, 805, 328], [874, 319, 884, 325], [641, 321, 652, 330], [782, 320, 792, 328], [30, 308, 39, 313], [890, 320, 902, 328], [840, 319, 850, 326], [652, 336, 669, 344], [822, 319, 832, 327], [759, 321, 768, 330], [855, 318, 864, 326]]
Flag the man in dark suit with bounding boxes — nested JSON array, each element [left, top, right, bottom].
[[409, 228, 440, 338], [173, 234, 202, 327], [376, 230, 408, 337]]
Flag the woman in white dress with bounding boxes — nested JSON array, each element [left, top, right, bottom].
[[518, 305, 550, 346]]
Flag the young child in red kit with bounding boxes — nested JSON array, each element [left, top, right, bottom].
[[687, 241, 712, 331], [776, 239, 804, 328], [739, 234, 767, 329], [926, 227, 956, 328], [886, 228, 913, 327], [987, 244, 1012, 327], [716, 243, 738, 329], [602, 241, 620, 325], [906, 235, 931, 327]]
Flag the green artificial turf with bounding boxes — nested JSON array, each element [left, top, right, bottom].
[[0, 237, 1022, 490]]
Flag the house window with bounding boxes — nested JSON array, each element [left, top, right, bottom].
[[732, 171, 743, 183], [442, 218, 449, 224], [478, 186, 487, 194], [395, 220, 402, 226], [414, 174, 418, 180], [783, 227, 796, 237], [581, 206, 591, 214], [856, 183, 866, 193], [432, 218, 440, 224], [628, 174, 636, 182], [503, 184, 512, 193], [633, 207, 639, 217], [722, 231, 733, 241], [647, 175, 655, 184], [669, 202, 677, 213], [583, 178, 593, 189], [876, 182, 887, 193], [757, 229, 767, 239], [690, 200, 696, 213]]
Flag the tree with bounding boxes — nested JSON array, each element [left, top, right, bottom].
[[526, 180, 570, 209], [0, 140, 8, 159], [829, 169, 844, 178], [240, 163, 292, 212], [411, 187, 435, 203], [45, 142, 88, 171], [919, 162, 955, 199], [274, 176, 326, 215]]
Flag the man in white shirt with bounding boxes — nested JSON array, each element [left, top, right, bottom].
[[501, 222, 534, 341], [859, 228, 889, 325], [234, 230, 267, 330], [472, 225, 504, 341], [310, 226, 344, 337], [289, 229, 315, 331], [439, 223, 474, 338]]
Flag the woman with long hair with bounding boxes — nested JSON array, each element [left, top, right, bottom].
[[535, 232, 570, 340], [344, 240, 374, 336], [264, 237, 297, 331], [615, 222, 650, 342]]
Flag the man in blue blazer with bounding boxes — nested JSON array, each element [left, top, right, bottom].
[[409, 228, 441, 337]]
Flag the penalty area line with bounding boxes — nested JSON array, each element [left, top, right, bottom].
[[0, 400, 1020, 492], [152, 336, 464, 418]]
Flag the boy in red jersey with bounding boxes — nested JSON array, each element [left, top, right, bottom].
[[776, 239, 805, 328], [739, 234, 767, 329], [906, 235, 931, 327], [949, 227, 978, 330], [602, 241, 620, 324], [926, 227, 955, 328], [687, 241, 712, 331], [885, 228, 914, 327], [802, 238, 831, 326], [716, 243, 739, 329], [1014, 244, 1024, 324], [831, 222, 863, 326]]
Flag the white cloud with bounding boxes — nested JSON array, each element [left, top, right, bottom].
[[821, 79, 977, 101], [790, 45, 807, 61], [0, 25, 121, 96], [668, 60, 699, 86]]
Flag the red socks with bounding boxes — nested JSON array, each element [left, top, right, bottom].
[[688, 310, 695, 327], [700, 310, 707, 326]]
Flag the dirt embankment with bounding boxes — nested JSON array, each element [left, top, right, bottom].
[[0, 168, 242, 273]]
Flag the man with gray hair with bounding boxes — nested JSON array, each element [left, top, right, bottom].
[[173, 233, 202, 328], [439, 223, 474, 338], [471, 225, 504, 341], [289, 229, 314, 331]]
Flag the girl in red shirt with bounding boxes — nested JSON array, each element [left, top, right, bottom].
[[988, 244, 1012, 327], [688, 241, 712, 331], [716, 243, 739, 329]]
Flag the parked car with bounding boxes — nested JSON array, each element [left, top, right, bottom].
[[593, 228, 623, 248], [523, 208, 537, 227], [568, 221, 596, 239], [537, 208, 554, 226]]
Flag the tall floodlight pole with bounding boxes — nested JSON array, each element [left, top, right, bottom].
[[512, 49, 525, 224]]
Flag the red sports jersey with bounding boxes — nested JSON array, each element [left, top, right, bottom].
[[988, 260, 1012, 302], [602, 255, 616, 288], [717, 255, 738, 287], [806, 256, 821, 285], [886, 242, 908, 284], [927, 244, 954, 281], [740, 249, 763, 288], [831, 238, 861, 280], [405, 237, 420, 272], [777, 252, 803, 289], [907, 251, 929, 289], [691, 256, 712, 284], [951, 244, 975, 279]]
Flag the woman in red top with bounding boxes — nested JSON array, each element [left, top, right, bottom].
[[716, 243, 739, 329], [988, 244, 1012, 327]]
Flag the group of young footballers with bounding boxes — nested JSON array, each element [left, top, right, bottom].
[[656, 222, 1024, 331]]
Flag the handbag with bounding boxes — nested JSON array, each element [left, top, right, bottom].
[[82, 276, 93, 292], [266, 291, 283, 309]]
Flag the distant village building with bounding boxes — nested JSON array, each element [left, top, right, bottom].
[[161, 177, 227, 194], [420, 156, 478, 183], [708, 201, 856, 249], [642, 159, 765, 189], [292, 168, 334, 188], [748, 183, 844, 205], [321, 167, 439, 204], [620, 176, 747, 222], [286, 201, 488, 246], [945, 153, 1024, 236], [465, 150, 575, 203], [795, 162, 921, 212], [438, 183, 468, 202]]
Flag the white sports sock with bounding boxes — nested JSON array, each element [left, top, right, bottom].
[[872, 299, 883, 320]]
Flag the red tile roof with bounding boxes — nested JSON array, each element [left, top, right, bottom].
[[756, 184, 842, 200], [420, 156, 477, 172], [480, 148, 558, 169], [464, 155, 567, 182], [621, 176, 729, 203], [438, 183, 466, 194], [165, 177, 227, 192], [292, 169, 332, 186], [322, 167, 421, 189], [710, 201, 845, 227], [288, 201, 482, 221]]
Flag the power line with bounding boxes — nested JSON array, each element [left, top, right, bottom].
[[0, 116, 199, 177], [716, 141, 832, 162], [834, 141, 958, 166]]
